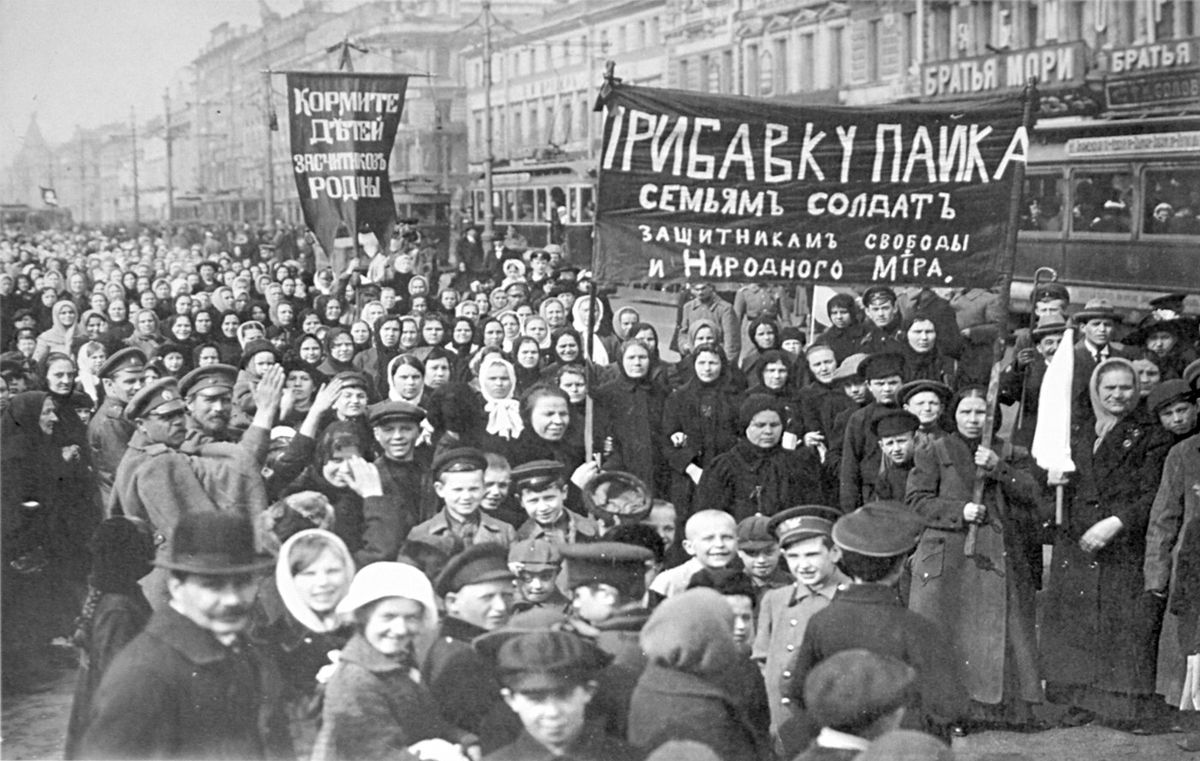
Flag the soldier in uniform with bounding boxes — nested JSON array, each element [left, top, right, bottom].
[[179, 363, 282, 464], [87, 347, 146, 504]]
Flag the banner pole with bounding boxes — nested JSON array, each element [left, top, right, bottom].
[[964, 77, 1038, 558]]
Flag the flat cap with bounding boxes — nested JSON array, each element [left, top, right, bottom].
[[736, 514, 777, 551], [97, 347, 146, 379], [432, 447, 488, 479], [768, 506, 840, 548], [332, 370, 369, 391], [180, 363, 236, 398], [582, 471, 652, 523], [860, 285, 897, 306], [434, 543, 515, 597], [239, 339, 280, 369], [859, 352, 905, 381], [367, 400, 426, 426], [508, 537, 561, 572], [803, 649, 916, 731], [475, 630, 611, 691], [871, 408, 921, 439], [832, 501, 925, 557], [1147, 379, 1193, 414], [559, 541, 653, 599], [510, 460, 566, 492], [898, 379, 951, 406], [125, 377, 186, 420]]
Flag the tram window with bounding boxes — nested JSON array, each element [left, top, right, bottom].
[[549, 186, 567, 221], [1020, 174, 1065, 232], [533, 188, 548, 221], [515, 189, 535, 221], [1071, 170, 1134, 234], [580, 187, 595, 221], [1144, 168, 1200, 235]]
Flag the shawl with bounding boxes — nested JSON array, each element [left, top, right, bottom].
[[478, 354, 524, 440], [1089, 357, 1139, 452]]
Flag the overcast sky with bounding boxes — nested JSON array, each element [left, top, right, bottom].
[[0, 0, 302, 164]]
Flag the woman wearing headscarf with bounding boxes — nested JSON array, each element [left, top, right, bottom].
[[75, 341, 108, 405], [124, 308, 163, 358], [540, 326, 596, 385], [353, 315, 403, 396], [900, 312, 958, 387], [386, 354, 432, 408], [509, 336, 544, 395], [33, 300, 85, 363], [662, 346, 742, 511], [447, 317, 480, 378], [251, 528, 355, 755], [571, 297, 610, 366], [594, 339, 670, 496], [318, 327, 358, 377], [214, 309, 243, 364], [475, 352, 525, 456], [629, 588, 771, 761], [1041, 357, 1175, 731], [104, 300, 134, 345], [739, 316, 781, 376], [695, 395, 825, 520], [905, 386, 1044, 730], [813, 292, 865, 364], [746, 349, 801, 434]]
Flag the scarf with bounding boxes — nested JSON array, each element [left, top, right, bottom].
[[1089, 357, 1139, 452], [478, 355, 524, 440]]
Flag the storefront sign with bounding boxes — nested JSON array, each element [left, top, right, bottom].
[[594, 83, 1030, 286], [1106, 37, 1197, 74], [286, 71, 409, 265], [1067, 131, 1200, 157], [922, 42, 1087, 99], [1106, 68, 1200, 110]]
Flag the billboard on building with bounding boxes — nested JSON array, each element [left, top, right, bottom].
[[594, 82, 1032, 286], [286, 71, 409, 267]]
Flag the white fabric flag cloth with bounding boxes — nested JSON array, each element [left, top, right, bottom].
[[1031, 327, 1076, 474], [811, 285, 841, 327]]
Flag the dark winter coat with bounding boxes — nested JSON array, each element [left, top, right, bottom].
[[695, 441, 824, 521]]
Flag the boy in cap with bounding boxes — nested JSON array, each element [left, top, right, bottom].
[[409, 448, 518, 554], [508, 537, 569, 614], [481, 453, 526, 530], [559, 542, 655, 663], [1002, 315, 1068, 448], [648, 509, 738, 602], [87, 346, 147, 504], [736, 514, 791, 598], [1072, 298, 1133, 408], [511, 460, 599, 544], [753, 506, 850, 748], [787, 503, 966, 746], [78, 512, 291, 760], [869, 408, 921, 502], [834, 351, 905, 512], [366, 399, 430, 561], [1148, 378, 1198, 442], [424, 544, 521, 750], [793, 649, 919, 761], [476, 630, 638, 761]]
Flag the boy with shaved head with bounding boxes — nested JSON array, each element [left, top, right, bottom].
[[648, 510, 738, 603]]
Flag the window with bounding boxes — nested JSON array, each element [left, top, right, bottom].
[[562, 100, 573, 141], [759, 49, 774, 96], [902, 13, 917, 70], [773, 38, 788, 93], [678, 58, 691, 90], [867, 19, 881, 81], [1019, 173, 1066, 232], [830, 27, 845, 87], [512, 111, 523, 146], [1144, 168, 1200, 235], [722, 50, 733, 92], [637, 20, 647, 49], [799, 33, 815, 90], [746, 43, 760, 96], [544, 105, 554, 143], [616, 25, 626, 53], [1071, 170, 1135, 234], [649, 16, 659, 44]]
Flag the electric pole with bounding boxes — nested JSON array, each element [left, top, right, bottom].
[[481, 0, 495, 252], [164, 90, 174, 222], [263, 71, 275, 226], [131, 106, 140, 226]]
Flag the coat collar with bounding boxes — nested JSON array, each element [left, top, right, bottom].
[[639, 662, 733, 701], [338, 632, 407, 674], [831, 582, 902, 606], [788, 571, 850, 606], [440, 615, 488, 643], [147, 605, 240, 666]]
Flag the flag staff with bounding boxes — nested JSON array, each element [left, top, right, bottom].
[[964, 77, 1039, 558]]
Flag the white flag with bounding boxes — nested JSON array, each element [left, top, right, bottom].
[[1031, 327, 1076, 473], [811, 285, 841, 328]]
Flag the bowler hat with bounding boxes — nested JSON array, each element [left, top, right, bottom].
[[156, 512, 273, 576], [1031, 316, 1069, 341]]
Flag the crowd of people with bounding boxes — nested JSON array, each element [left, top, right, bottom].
[[2, 220, 1200, 760]]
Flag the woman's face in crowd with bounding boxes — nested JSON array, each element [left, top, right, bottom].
[[753, 322, 777, 348], [618, 310, 640, 336], [378, 319, 400, 347], [174, 295, 193, 316], [516, 341, 540, 369], [482, 321, 504, 348], [422, 320, 445, 346], [87, 348, 108, 374], [907, 319, 937, 353], [197, 346, 220, 366], [480, 362, 513, 399], [325, 299, 342, 321], [350, 321, 371, 345], [153, 281, 170, 300], [1132, 358, 1161, 398], [1146, 330, 1177, 356], [249, 304, 268, 323], [622, 344, 650, 379], [829, 305, 852, 329], [693, 326, 716, 349], [634, 328, 657, 353], [489, 290, 509, 311], [530, 395, 569, 440], [424, 357, 450, 388], [137, 312, 157, 334], [45, 358, 77, 396], [334, 386, 368, 418], [762, 361, 788, 390], [293, 548, 349, 615], [440, 289, 459, 311], [410, 296, 428, 316], [542, 300, 565, 328], [458, 301, 479, 322], [85, 315, 106, 338], [329, 333, 355, 363], [408, 278, 427, 297], [299, 337, 323, 364], [276, 303, 295, 326], [163, 352, 185, 374], [222, 314, 240, 337], [68, 273, 85, 293], [905, 391, 944, 426], [106, 300, 127, 323], [286, 369, 315, 401], [955, 395, 989, 438], [399, 320, 419, 348], [499, 313, 520, 338], [694, 351, 722, 383], [251, 351, 276, 377], [171, 317, 192, 340], [302, 313, 321, 335], [60, 304, 80, 326], [559, 371, 587, 403], [194, 311, 212, 334], [140, 292, 157, 310], [39, 396, 58, 435], [556, 334, 580, 363], [473, 292, 491, 315], [453, 321, 474, 345], [90, 293, 108, 313], [41, 289, 57, 308], [807, 348, 837, 384], [746, 409, 784, 449], [392, 363, 423, 401], [525, 318, 548, 343], [362, 596, 426, 659], [362, 303, 384, 325]]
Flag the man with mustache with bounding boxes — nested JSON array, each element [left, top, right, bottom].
[[179, 362, 283, 465], [78, 512, 291, 760]]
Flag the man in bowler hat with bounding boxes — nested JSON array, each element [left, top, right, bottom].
[[78, 512, 291, 760]]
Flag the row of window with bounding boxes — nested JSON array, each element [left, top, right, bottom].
[[470, 185, 595, 226], [471, 94, 595, 153], [1021, 167, 1200, 238]]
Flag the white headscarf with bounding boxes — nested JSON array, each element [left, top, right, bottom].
[[275, 529, 356, 634], [478, 353, 524, 440], [1089, 357, 1139, 452]]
